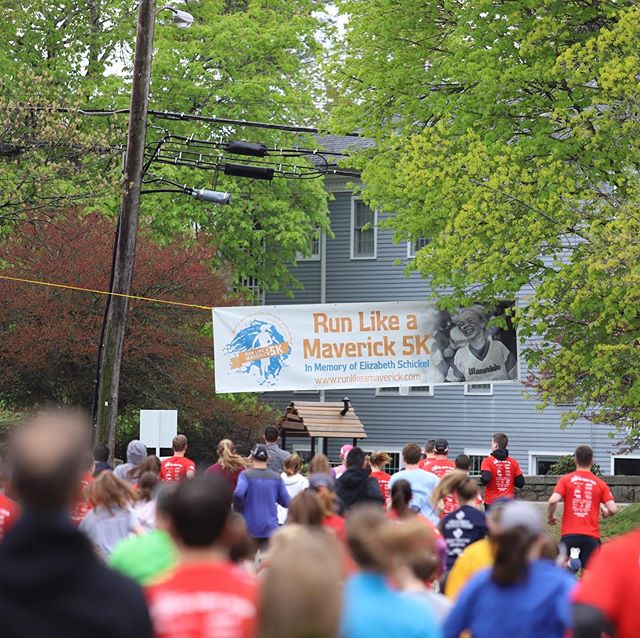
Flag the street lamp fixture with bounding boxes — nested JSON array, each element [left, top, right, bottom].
[[162, 6, 194, 29]]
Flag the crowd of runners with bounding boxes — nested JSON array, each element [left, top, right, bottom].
[[0, 409, 637, 638]]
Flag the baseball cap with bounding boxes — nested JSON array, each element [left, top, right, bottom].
[[339, 444, 353, 460], [500, 501, 543, 536], [251, 444, 269, 462], [434, 438, 449, 454], [309, 473, 335, 491]]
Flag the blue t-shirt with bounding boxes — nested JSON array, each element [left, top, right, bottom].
[[341, 572, 442, 638], [232, 467, 290, 538], [442, 560, 576, 638], [389, 468, 439, 523], [440, 505, 488, 571]]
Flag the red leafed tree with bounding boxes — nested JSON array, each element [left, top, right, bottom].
[[0, 209, 268, 458]]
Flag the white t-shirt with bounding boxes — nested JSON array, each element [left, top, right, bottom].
[[277, 473, 309, 524], [453, 339, 513, 381]]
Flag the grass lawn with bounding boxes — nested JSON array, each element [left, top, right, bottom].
[[599, 503, 640, 540], [545, 502, 640, 542]]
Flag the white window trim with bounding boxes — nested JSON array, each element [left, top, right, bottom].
[[406, 238, 428, 259], [610, 453, 640, 474], [464, 383, 494, 396], [464, 448, 491, 457], [350, 196, 378, 260], [296, 230, 322, 262], [293, 389, 320, 394], [375, 386, 434, 397], [528, 451, 570, 476]]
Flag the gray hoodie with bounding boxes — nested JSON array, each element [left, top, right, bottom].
[[113, 440, 147, 485]]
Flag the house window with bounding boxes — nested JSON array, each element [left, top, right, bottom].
[[237, 276, 265, 304], [611, 455, 640, 476], [528, 452, 567, 475], [351, 198, 377, 259], [467, 455, 486, 477], [297, 228, 321, 261], [407, 237, 430, 258], [464, 383, 494, 396], [376, 386, 433, 397], [375, 386, 401, 396]]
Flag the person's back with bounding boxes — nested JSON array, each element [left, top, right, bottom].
[[547, 445, 617, 568], [480, 433, 524, 505], [444, 560, 574, 638], [160, 435, 195, 482], [93, 443, 113, 478], [0, 410, 152, 638], [114, 440, 148, 485], [233, 444, 290, 541], [264, 426, 290, 473], [335, 448, 384, 511], [342, 572, 441, 638], [573, 528, 640, 638], [390, 444, 439, 524], [146, 475, 258, 638], [443, 501, 575, 638], [440, 505, 488, 571], [422, 440, 456, 515]]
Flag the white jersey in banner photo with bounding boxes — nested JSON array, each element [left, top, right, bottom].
[[452, 338, 515, 382]]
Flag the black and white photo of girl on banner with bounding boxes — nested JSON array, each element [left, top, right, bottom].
[[428, 301, 518, 383]]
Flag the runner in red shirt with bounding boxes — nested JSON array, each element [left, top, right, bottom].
[[421, 439, 457, 516], [0, 462, 20, 540], [146, 475, 258, 638], [573, 528, 640, 638], [479, 432, 524, 507], [417, 439, 437, 470], [369, 451, 392, 507], [70, 452, 95, 526], [547, 445, 616, 568], [0, 493, 20, 541], [160, 434, 196, 482]]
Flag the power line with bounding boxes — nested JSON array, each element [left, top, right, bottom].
[[5, 105, 361, 136]]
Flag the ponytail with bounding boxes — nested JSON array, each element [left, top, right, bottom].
[[217, 439, 248, 474], [492, 527, 534, 586], [390, 479, 413, 518], [431, 471, 479, 506]]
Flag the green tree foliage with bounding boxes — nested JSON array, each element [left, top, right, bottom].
[[547, 455, 602, 477], [329, 1, 640, 443], [0, 0, 330, 291]]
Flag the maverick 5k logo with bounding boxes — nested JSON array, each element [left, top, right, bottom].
[[223, 316, 291, 385]]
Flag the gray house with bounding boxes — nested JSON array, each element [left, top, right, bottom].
[[255, 135, 639, 476]]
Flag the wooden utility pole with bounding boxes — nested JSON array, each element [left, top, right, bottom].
[[95, 0, 156, 460]]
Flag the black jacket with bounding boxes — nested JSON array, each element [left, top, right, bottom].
[[0, 511, 153, 638], [480, 448, 525, 489], [336, 467, 384, 511]]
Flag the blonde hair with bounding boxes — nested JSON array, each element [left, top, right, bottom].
[[216, 439, 248, 473], [309, 453, 332, 475], [258, 527, 342, 638], [347, 507, 434, 573], [283, 453, 303, 477], [369, 451, 391, 469], [431, 470, 479, 506], [88, 471, 137, 513]]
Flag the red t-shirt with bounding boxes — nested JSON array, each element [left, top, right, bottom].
[[418, 457, 435, 471], [70, 473, 94, 526], [481, 454, 522, 504], [161, 456, 196, 482], [322, 513, 347, 542], [0, 493, 20, 540], [574, 529, 640, 638], [146, 562, 258, 638], [422, 458, 457, 516], [553, 470, 614, 538], [370, 470, 391, 506]]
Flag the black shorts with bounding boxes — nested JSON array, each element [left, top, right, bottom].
[[561, 534, 601, 569]]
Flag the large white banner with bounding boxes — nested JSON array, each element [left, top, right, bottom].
[[213, 300, 519, 393]]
